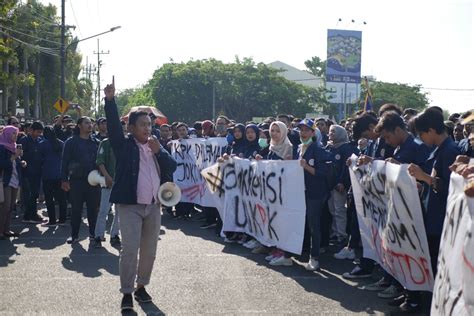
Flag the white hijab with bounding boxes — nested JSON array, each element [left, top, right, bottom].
[[269, 121, 293, 160]]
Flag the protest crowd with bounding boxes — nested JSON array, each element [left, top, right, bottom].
[[0, 95, 473, 313]]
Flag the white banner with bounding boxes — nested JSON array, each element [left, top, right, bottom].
[[431, 172, 474, 316], [170, 138, 227, 206], [349, 156, 434, 291], [202, 158, 307, 254]]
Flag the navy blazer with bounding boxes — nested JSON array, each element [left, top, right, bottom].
[[326, 142, 359, 190], [104, 98, 177, 205], [424, 137, 460, 236], [298, 142, 332, 200], [0, 145, 21, 187]]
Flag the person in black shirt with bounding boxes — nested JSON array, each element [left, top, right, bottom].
[[61, 117, 100, 244], [95, 117, 108, 141]]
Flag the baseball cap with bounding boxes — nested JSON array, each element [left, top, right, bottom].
[[298, 118, 315, 131]]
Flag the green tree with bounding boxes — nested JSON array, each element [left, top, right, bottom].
[[145, 57, 320, 123], [367, 80, 429, 113], [304, 56, 326, 78]]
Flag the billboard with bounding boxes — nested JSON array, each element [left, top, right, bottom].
[[326, 29, 362, 83]]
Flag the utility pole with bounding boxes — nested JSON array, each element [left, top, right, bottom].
[[60, 0, 65, 99], [93, 39, 109, 117]]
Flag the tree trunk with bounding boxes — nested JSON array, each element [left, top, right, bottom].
[[34, 55, 40, 119], [23, 49, 30, 119]]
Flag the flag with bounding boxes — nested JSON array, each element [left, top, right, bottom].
[[363, 77, 372, 112]]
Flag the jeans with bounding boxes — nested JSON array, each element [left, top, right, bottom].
[[70, 179, 100, 239], [43, 179, 67, 223], [306, 197, 325, 259], [0, 187, 18, 234], [117, 203, 161, 294], [22, 176, 41, 220], [94, 187, 120, 238]]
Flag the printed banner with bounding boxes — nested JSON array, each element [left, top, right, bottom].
[[326, 29, 362, 83], [349, 156, 434, 291], [202, 158, 307, 254], [170, 138, 227, 207], [431, 172, 474, 315]]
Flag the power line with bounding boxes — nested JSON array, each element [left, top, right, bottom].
[[0, 24, 61, 46], [423, 87, 474, 92], [69, 0, 83, 38], [0, 30, 60, 56]]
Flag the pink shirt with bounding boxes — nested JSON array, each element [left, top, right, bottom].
[[136, 141, 160, 205]]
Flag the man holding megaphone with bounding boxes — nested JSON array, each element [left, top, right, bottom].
[[103, 77, 177, 312]]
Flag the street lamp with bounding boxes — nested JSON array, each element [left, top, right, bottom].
[[60, 26, 121, 100]]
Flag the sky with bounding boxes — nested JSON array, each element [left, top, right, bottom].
[[39, 0, 474, 114]]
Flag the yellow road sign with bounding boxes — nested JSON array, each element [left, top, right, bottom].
[[53, 97, 69, 113]]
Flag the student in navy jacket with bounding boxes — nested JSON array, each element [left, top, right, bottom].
[[19, 121, 44, 223], [39, 126, 67, 225], [103, 80, 177, 311], [243, 124, 261, 159], [296, 119, 332, 271], [0, 126, 23, 239], [325, 124, 359, 244], [408, 108, 461, 274]]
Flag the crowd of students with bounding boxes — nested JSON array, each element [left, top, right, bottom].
[[0, 102, 472, 313]]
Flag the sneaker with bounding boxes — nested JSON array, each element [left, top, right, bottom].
[[199, 222, 217, 229], [237, 235, 249, 245], [224, 237, 236, 243], [66, 236, 78, 244], [360, 277, 390, 291], [110, 235, 121, 246], [243, 239, 260, 249], [269, 256, 293, 266], [94, 238, 103, 248], [121, 294, 134, 311], [134, 287, 152, 303], [377, 285, 403, 299], [305, 258, 320, 271], [252, 245, 270, 254], [399, 299, 420, 313], [334, 247, 356, 260], [265, 252, 277, 261], [342, 266, 372, 279], [388, 295, 406, 307]]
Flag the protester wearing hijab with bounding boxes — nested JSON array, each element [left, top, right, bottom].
[[229, 124, 247, 157], [0, 126, 23, 239], [268, 121, 293, 160], [326, 125, 359, 244], [243, 124, 261, 159]]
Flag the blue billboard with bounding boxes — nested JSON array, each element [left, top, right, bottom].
[[326, 29, 362, 83]]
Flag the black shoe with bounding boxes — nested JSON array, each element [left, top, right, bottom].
[[94, 237, 103, 248], [200, 222, 217, 229], [399, 300, 420, 313], [121, 294, 134, 311], [57, 220, 67, 226], [388, 294, 406, 307], [4, 231, 19, 237], [134, 287, 152, 303], [110, 235, 121, 246], [66, 236, 78, 244]]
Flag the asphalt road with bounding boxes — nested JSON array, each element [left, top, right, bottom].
[[0, 209, 429, 315]]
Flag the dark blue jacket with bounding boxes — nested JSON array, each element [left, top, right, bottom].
[[298, 142, 332, 200], [61, 135, 99, 181], [394, 135, 431, 172], [424, 137, 460, 236], [39, 139, 64, 180], [326, 142, 359, 190], [18, 135, 43, 177], [366, 137, 394, 159], [104, 98, 177, 205], [243, 141, 261, 159], [0, 145, 21, 187], [458, 138, 473, 157]]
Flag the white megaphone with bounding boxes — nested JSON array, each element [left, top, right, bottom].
[[88, 170, 106, 187], [158, 182, 181, 207]]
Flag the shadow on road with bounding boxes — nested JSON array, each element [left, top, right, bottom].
[[61, 242, 119, 277]]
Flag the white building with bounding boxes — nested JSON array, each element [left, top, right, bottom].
[[267, 61, 323, 89]]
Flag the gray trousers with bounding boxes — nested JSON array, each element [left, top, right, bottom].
[[116, 203, 161, 294]]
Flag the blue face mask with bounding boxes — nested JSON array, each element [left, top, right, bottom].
[[258, 138, 269, 149]]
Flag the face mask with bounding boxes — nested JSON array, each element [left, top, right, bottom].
[[300, 137, 313, 146], [215, 125, 226, 135], [258, 138, 269, 149]]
